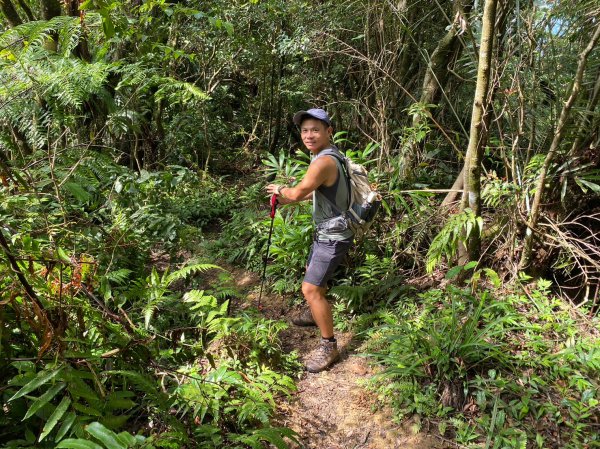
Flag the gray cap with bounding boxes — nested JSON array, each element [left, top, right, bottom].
[[293, 108, 331, 126]]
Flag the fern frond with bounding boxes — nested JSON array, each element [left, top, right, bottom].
[[154, 77, 210, 105], [143, 299, 159, 329], [165, 263, 222, 286], [104, 269, 132, 285], [426, 209, 483, 273], [103, 370, 166, 402]]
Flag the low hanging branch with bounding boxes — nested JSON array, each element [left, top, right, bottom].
[[519, 23, 600, 270]]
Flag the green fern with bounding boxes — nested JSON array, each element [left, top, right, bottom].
[[165, 263, 222, 285], [104, 269, 133, 285], [426, 209, 483, 273]]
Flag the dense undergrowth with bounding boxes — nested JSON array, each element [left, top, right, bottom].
[[4, 136, 598, 448], [209, 145, 600, 449], [1, 1, 599, 448], [1, 157, 301, 448], [359, 277, 600, 449]]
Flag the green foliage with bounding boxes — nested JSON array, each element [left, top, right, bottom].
[[1, 258, 298, 447], [481, 172, 519, 209], [426, 209, 483, 273], [367, 287, 514, 412], [0, 148, 295, 448], [262, 150, 309, 186], [2, 1, 600, 448], [330, 254, 410, 325], [210, 206, 265, 270], [111, 167, 235, 244], [267, 210, 313, 294], [364, 280, 600, 447]]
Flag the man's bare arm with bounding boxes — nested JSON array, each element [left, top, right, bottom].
[[276, 192, 312, 205], [266, 157, 336, 203]]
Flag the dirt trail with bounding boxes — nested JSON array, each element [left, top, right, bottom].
[[229, 267, 443, 449]]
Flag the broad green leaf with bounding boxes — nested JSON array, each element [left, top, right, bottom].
[[446, 265, 463, 279], [55, 411, 77, 441], [72, 401, 102, 417], [100, 10, 115, 39], [465, 221, 473, 238], [223, 22, 234, 36], [116, 431, 137, 446], [57, 247, 72, 263], [464, 261, 478, 270], [86, 421, 127, 449], [23, 382, 66, 420], [144, 305, 154, 329], [57, 439, 103, 449], [106, 397, 136, 411], [561, 177, 568, 202], [67, 375, 101, 402], [576, 177, 600, 194], [100, 414, 129, 429], [252, 427, 299, 449], [476, 216, 484, 232], [9, 368, 63, 402], [39, 396, 71, 441], [64, 182, 91, 202], [483, 268, 501, 288]]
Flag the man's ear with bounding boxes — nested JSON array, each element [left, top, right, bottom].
[[327, 126, 333, 137]]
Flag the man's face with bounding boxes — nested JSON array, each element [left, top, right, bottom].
[[300, 118, 332, 153]]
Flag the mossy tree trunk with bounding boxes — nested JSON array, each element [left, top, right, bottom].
[[460, 0, 498, 262]]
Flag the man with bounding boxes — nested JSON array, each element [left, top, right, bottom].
[[266, 108, 353, 373]]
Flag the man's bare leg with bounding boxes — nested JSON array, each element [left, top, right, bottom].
[[301, 281, 339, 372], [301, 282, 333, 338]]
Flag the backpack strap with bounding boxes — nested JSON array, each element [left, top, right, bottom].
[[316, 148, 352, 211]]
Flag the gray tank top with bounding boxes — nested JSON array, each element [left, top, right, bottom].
[[312, 146, 353, 241]]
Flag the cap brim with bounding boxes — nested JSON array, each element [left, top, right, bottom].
[[293, 111, 309, 125]]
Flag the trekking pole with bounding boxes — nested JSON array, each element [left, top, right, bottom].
[[257, 193, 278, 309]]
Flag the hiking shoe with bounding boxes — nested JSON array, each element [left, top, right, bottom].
[[291, 308, 316, 327], [306, 338, 340, 373]]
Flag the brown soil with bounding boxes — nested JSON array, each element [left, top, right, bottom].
[[226, 266, 444, 449]]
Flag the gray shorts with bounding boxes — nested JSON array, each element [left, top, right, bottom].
[[303, 237, 353, 287]]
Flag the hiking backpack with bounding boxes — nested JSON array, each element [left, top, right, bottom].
[[320, 149, 382, 239]]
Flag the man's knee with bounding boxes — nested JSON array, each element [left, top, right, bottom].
[[302, 282, 325, 303]]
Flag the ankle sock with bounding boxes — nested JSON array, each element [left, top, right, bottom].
[[322, 336, 336, 343]]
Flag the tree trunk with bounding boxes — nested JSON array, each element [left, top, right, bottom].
[[441, 166, 464, 210], [0, 0, 22, 27], [402, 0, 473, 179], [66, 0, 91, 61], [417, 0, 471, 110], [440, 2, 512, 219], [15, 0, 34, 21], [41, 0, 62, 52], [460, 0, 497, 262], [519, 23, 600, 270]]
